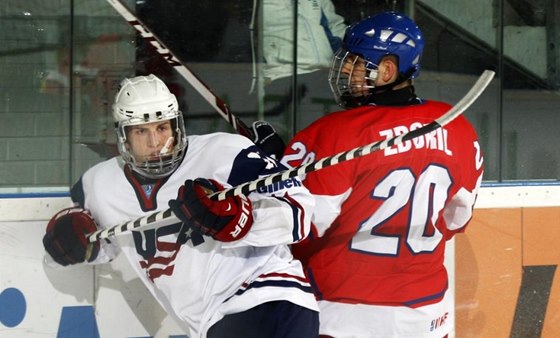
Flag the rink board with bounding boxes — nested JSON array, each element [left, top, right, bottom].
[[456, 185, 560, 338], [0, 185, 559, 337]]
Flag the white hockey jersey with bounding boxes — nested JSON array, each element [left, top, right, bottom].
[[72, 132, 318, 338]]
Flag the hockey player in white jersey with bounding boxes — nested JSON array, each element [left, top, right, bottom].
[[42, 74, 319, 338]]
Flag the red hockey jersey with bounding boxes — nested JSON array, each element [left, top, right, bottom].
[[282, 100, 484, 308]]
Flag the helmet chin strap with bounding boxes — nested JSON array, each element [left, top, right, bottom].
[[370, 70, 413, 95], [364, 69, 419, 106], [364, 63, 418, 99], [339, 67, 416, 108], [339, 92, 362, 108]]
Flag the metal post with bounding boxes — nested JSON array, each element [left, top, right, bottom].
[[546, 0, 560, 88]]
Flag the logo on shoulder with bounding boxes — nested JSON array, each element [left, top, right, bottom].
[[247, 150, 278, 171]]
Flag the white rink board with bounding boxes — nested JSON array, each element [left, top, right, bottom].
[[0, 220, 94, 337], [1, 184, 558, 337], [476, 183, 560, 208], [0, 197, 184, 338]]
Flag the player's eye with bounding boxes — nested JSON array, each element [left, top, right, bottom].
[[131, 128, 147, 136]]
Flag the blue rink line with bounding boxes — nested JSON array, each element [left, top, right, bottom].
[[0, 191, 70, 199], [0, 180, 558, 200], [481, 180, 560, 187]]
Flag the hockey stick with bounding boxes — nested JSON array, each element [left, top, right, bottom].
[[87, 70, 495, 243], [105, 0, 254, 139]]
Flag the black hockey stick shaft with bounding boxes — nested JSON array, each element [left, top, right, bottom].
[[105, 0, 255, 139], [88, 70, 494, 242]]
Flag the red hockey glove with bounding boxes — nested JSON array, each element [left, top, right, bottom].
[[168, 178, 253, 242], [43, 207, 100, 266]]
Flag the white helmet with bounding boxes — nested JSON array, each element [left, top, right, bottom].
[[113, 74, 187, 178]]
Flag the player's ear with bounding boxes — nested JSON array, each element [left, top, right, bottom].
[[380, 57, 398, 83]]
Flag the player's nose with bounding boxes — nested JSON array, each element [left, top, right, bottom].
[[341, 60, 353, 75], [147, 131, 160, 148]]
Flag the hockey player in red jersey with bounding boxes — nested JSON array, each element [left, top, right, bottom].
[[42, 74, 319, 338], [281, 12, 484, 338]]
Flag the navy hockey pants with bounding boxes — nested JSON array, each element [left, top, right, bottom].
[[207, 300, 319, 338]]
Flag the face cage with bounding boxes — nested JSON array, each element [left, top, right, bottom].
[[116, 114, 188, 179], [329, 49, 379, 108]]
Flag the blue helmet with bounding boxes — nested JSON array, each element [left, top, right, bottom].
[[344, 11, 424, 79], [328, 12, 424, 107]]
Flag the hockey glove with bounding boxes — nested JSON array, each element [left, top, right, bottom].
[[252, 120, 286, 160], [43, 207, 100, 266], [168, 178, 253, 242]]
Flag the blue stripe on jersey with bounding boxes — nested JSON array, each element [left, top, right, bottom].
[[403, 281, 448, 307], [223, 279, 314, 304], [275, 195, 305, 242], [238, 279, 313, 295], [306, 268, 324, 300]]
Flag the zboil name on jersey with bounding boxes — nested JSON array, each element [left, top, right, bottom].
[[379, 122, 452, 156], [256, 177, 302, 194]]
